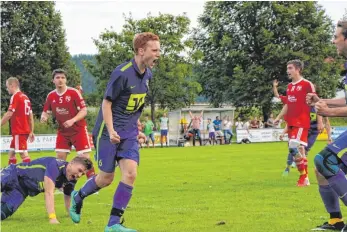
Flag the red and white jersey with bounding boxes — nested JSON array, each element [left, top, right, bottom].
[[8, 91, 32, 135], [43, 87, 87, 135], [285, 78, 315, 129]]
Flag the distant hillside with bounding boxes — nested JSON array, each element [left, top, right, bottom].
[[71, 54, 96, 94]]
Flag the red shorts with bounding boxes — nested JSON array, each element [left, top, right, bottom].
[[55, 127, 91, 155], [10, 134, 29, 152], [287, 126, 308, 146]]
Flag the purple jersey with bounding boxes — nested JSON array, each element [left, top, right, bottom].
[[92, 59, 152, 140], [15, 157, 75, 196]]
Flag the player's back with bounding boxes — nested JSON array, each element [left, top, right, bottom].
[[16, 157, 67, 196], [9, 91, 31, 135], [44, 87, 87, 134], [286, 79, 314, 128]]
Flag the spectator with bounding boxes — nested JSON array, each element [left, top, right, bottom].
[[265, 113, 275, 128], [207, 118, 216, 145], [159, 112, 169, 148], [213, 116, 223, 142], [243, 118, 251, 129], [223, 116, 233, 144], [189, 110, 203, 146], [258, 116, 264, 129], [235, 117, 244, 130], [180, 116, 188, 134], [143, 116, 155, 148], [250, 117, 259, 129]]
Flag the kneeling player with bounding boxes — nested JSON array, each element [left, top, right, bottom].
[[1, 156, 92, 224]]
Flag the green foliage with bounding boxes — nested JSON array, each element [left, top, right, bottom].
[[1, 117, 56, 135], [71, 54, 97, 94], [85, 108, 99, 132], [194, 2, 343, 120], [1, 1, 81, 117], [85, 13, 202, 122]]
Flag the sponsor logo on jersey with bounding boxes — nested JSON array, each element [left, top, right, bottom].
[[287, 95, 297, 103], [56, 107, 69, 115]]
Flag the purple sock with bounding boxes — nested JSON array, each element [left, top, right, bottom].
[[319, 185, 341, 214], [108, 182, 133, 226], [327, 169, 347, 206], [75, 175, 100, 204]]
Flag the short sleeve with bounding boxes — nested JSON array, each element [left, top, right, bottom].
[[8, 94, 18, 112], [104, 71, 125, 101], [72, 89, 86, 110], [279, 95, 287, 104], [43, 95, 52, 113]]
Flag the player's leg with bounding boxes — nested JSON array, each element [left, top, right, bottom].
[[17, 134, 31, 163], [313, 168, 345, 230], [192, 129, 196, 146], [105, 137, 138, 232], [70, 136, 116, 223], [151, 133, 155, 148], [314, 131, 347, 205], [73, 127, 95, 179], [283, 149, 294, 177], [55, 131, 71, 160], [304, 129, 319, 176], [8, 135, 17, 165], [227, 129, 233, 144], [196, 129, 202, 146]]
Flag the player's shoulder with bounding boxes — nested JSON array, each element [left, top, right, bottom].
[[67, 87, 83, 96], [47, 89, 58, 98]]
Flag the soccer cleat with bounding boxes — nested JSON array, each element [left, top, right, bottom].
[[282, 168, 290, 177], [291, 162, 296, 168], [69, 190, 83, 223], [104, 224, 137, 232], [312, 221, 345, 231], [297, 175, 310, 187]]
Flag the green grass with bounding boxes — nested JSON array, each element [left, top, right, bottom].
[[1, 141, 345, 232]]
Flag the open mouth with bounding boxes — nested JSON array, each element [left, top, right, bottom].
[[153, 59, 159, 66], [71, 174, 76, 180]]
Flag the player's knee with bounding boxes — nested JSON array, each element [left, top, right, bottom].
[[56, 152, 68, 160], [1, 202, 14, 220], [122, 170, 137, 184], [96, 173, 114, 187], [314, 149, 339, 178]]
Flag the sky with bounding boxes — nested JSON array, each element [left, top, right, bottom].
[[55, 1, 346, 55]]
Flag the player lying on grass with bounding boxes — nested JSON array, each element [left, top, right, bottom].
[[1, 156, 92, 224]]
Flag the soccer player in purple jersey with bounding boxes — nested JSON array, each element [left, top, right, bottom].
[[307, 20, 347, 231], [69, 32, 160, 232], [1, 156, 92, 224]]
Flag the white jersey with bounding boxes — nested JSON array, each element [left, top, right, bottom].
[[160, 117, 169, 130], [235, 121, 244, 130], [223, 120, 232, 130], [243, 121, 250, 129], [207, 123, 215, 133]]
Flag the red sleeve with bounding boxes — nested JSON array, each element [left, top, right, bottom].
[[43, 94, 52, 113], [8, 94, 18, 112], [307, 81, 315, 94], [72, 89, 86, 110], [279, 95, 287, 104]]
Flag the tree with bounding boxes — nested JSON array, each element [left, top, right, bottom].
[[1, 1, 81, 117], [71, 54, 97, 94], [194, 2, 342, 120], [86, 13, 201, 123]]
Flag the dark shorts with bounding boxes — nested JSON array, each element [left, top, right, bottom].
[[209, 132, 215, 139], [93, 136, 139, 173], [305, 128, 319, 153], [327, 130, 347, 155], [146, 133, 155, 142], [161, 130, 168, 136]]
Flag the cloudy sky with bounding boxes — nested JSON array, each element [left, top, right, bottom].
[[55, 1, 346, 55]]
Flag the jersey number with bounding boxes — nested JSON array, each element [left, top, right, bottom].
[[24, 99, 31, 115], [59, 97, 63, 103], [126, 93, 146, 113]]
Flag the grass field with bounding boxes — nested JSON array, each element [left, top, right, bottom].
[[1, 141, 346, 232]]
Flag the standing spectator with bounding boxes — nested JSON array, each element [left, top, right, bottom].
[[265, 113, 275, 128], [143, 116, 155, 148], [223, 116, 233, 144], [243, 118, 251, 129], [213, 116, 223, 142], [258, 116, 264, 129], [207, 118, 216, 145], [235, 117, 244, 130], [189, 110, 203, 146], [159, 112, 169, 147]]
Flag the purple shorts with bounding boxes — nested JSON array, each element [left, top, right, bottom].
[[93, 136, 139, 173], [209, 132, 215, 139]]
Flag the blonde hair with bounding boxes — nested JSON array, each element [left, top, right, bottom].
[[6, 77, 19, 87]]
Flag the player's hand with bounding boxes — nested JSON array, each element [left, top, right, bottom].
[[273, 79, 278, 87], [306, 93, 320, 106], [317, 122, 324, 134], [315, 100, 331, 117], [28, 133, 35, 143], [109, 130, 120, 144], [40, 115, 48, 123], [49, 218, 60, 224], [137, 132, 146, 143], [327, 138, 333, 144], [63, 119, 75, 128], [279, 134, 284, 141], [273, 119, 280, 125]]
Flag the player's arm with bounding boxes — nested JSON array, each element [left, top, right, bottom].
[[272, 80, 280, 98], [279, 124, 288, 141], [317, 114, 324, 133], [102, 99, 120, 143], [189, 111, 193, 119], [43, 176, 59, 224], [1, 111, 13, 126], [321, 98, 346, 107], [63, 107, 87, 128], [275, 104, 288, 122], [41, 95, 52, 123], [324, 117, 332, 143], [28, 111, 35, 142]]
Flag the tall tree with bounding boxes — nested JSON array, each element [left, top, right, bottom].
[[71, 54, 97, 94], [86, 13, 201, 123], [194, 2, 342, 120], [1, 1, 80, 116]]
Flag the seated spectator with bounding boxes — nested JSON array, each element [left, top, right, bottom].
[[235, 117, 244, 130], [265, 113, 275, 128], [258, 116, 264, 129], [250, 117, 259, 129]]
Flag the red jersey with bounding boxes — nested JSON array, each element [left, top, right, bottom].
[[285, 78, 315, 129], [43, 87, 87, 135], [8, 91, 32, 135]]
